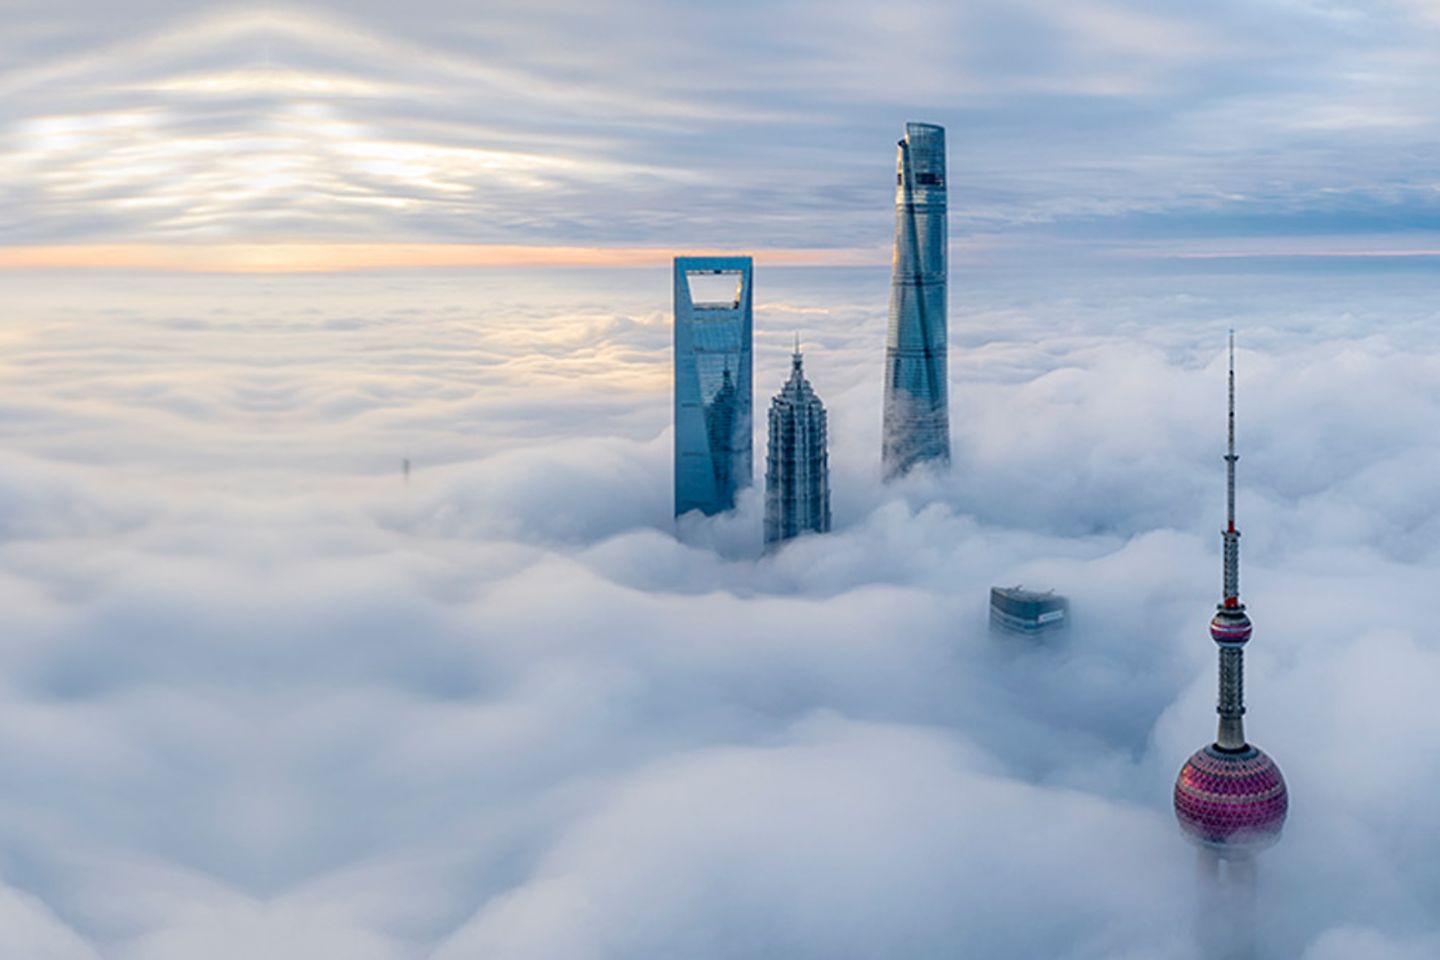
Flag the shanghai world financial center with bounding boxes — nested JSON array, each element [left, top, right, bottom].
[[673, 257, 754, 516]]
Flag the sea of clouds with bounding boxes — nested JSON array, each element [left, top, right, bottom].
[[0, 263, 1436, 958]]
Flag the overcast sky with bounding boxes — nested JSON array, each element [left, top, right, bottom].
[[2, 0, 1439, 264]]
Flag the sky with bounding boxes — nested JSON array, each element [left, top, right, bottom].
[[2, 2, 1440, 959], [2, 0, 1440, 267]]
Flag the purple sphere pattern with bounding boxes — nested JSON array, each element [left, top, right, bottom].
[[1174, 744, 1287, 852], [1210, 609, 1252, 645]]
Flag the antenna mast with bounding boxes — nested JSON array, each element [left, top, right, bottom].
[[1222, 331, 1240, 608]]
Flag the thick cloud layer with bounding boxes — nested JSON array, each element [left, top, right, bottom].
[[0, 263, 1436, 957]]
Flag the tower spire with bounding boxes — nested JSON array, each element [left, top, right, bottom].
[[1212, 332, 1250, 750], [1227, 331, 1235, 527], [1223, 331, 1239, 606]]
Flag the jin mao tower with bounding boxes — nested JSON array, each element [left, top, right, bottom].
[[764, 344, 831, 547]]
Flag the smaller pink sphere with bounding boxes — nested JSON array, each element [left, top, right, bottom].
[[1210, 609, 1252, 646], [1174, 744, 1287, 853]]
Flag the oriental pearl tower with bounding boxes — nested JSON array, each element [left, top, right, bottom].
[[1173, 335, 1287, 958]]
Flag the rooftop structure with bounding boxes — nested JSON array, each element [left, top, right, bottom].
[[764, 345, 831, 547], [989, 586, 1068, 638], [882, 122, 950, 479], [674, 257, 753, 517]]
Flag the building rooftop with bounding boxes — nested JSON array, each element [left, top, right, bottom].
[[989, 586, 1069, 637], [991, 585, 1062, 605]]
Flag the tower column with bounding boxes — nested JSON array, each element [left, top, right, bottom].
[[1223, 527, 1240, 601], [1223, 857, 1258, 960], [1217, 644, 1246, 750], [881, 122, 949, 478]]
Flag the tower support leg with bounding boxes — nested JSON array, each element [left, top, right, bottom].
[[1194, 849, 1221, 956], [1225, 856, 1256, 960]]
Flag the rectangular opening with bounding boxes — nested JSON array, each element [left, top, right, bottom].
[[686, 270, 742, 308]]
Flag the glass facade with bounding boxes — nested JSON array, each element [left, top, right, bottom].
[[882, 122, 950, 479], [674, 256, 753, 516]]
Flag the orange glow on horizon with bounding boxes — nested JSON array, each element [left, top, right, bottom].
[[0, 243, 887, 273]]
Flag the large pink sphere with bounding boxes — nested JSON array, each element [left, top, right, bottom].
[[1174, 744, 1287, 852]]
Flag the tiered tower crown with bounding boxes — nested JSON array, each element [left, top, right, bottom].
[[763, 341, 831, 547]]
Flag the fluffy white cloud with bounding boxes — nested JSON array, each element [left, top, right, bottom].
[[0, 262, 1435, 958]]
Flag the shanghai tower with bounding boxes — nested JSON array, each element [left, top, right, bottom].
[[881, 122, 950, 479]]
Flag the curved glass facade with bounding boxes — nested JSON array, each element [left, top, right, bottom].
[[882, 122, 950, 479]]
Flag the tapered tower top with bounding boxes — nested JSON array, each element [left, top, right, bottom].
[[1212, 333, 1252, 646], [897, 123, 946, 186]]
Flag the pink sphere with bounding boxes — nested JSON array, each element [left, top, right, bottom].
[[1174, 744, 1287, 852], [1210, 609, 1252, 646]]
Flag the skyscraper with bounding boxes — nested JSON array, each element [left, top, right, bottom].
[[882, 121, 950, 479], [988, 586, 1068, 639], [1173, 336, 1288, 957], [674, 256, 753, 517], [764, 346, 831, 547]]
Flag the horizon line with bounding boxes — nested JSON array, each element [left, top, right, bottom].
[[0, 243, 890, 273], [4, 241, 1439, 274]]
